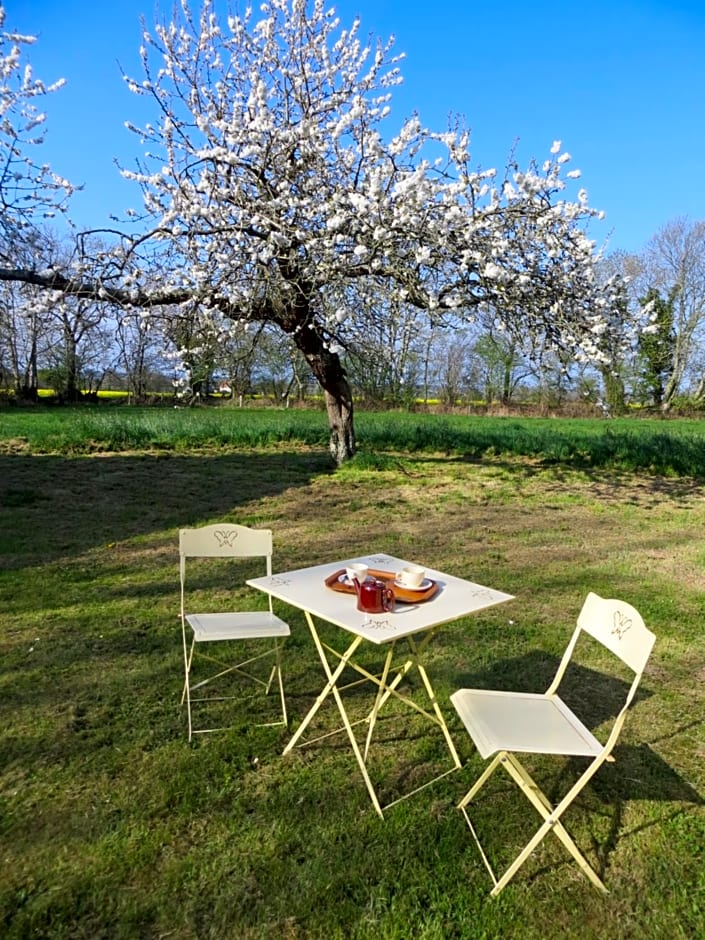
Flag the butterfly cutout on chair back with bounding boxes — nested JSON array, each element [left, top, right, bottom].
[[214, 529, 240, 548], [611, 610, 632, 640]]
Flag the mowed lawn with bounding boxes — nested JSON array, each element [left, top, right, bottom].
[[1, 408, 704, 939]]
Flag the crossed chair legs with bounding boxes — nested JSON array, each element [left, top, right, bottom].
[[457, 749, 611, 896], [181, 637, 288, 741]]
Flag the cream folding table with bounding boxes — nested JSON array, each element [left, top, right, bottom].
[[247, 552, 514, 817]]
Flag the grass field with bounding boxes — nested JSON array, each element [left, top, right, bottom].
[[2, 405, 705, 476], [1, 406, 704, 938]]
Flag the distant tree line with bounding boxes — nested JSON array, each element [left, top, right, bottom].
[[2, 216, 705, 413]]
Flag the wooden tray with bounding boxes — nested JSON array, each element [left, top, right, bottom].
[[324, 568, 439, 604]]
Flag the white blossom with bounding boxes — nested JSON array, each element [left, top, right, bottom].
[[82, 0, 620, 411], [0, 7, 75, 241]]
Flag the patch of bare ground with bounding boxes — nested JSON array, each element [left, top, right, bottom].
[[0, 437, 30, 455], [241, 459, 705, 605]]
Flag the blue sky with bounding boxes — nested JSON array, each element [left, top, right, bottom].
[[10, 0, 705, 253]]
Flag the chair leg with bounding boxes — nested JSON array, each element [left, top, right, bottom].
[[491, 807, 607, 897], [491, 753, 608, 895], [184, 669, 193, 743], [182, 637, 288, 735], [262, 639, 288, 727], [458, 752, 504, 810], [182, 634, 196, 741], [264, 664, 277, 695], [457, 753, 508, 890], [274, 638, 288, 727], [181, 636, 196, 705]]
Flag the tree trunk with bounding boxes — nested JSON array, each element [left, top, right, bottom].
[[17, 334, 39, 401], [325, 389, 355, 465], [661, 361, 685, 411], [284, 308, 356, 464], [59, 320, 83, 402], [693, 374, 705, 404], [502, 361, 512, 405], [66, 341, 80, 403], [599, 365, 627, 415]]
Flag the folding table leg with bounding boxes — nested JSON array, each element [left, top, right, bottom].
[[365, 629, 435, 714], [414, 659, 461, 768], [368, 633, 462, 769], [297, 612, 385, 816], [328, 669, 385, 818], [288, 612, 461, 817], [282, 616, 364, 755], [364, 643, 395, 762]]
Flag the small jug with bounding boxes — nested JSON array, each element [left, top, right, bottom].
[[355, 577, 395, 614]]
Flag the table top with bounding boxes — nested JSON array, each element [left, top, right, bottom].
[[247, 552, 514, 645]]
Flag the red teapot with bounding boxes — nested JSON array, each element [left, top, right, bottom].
[[354, 576, 395, 614]]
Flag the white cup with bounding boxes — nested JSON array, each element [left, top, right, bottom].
[[397, 565, 426, 588], [346, 562, 369, 584]]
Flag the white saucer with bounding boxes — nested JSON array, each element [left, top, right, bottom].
[[394, 578, 431, 591]]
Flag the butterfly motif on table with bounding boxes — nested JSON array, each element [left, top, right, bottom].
[[611, 610, 632, 640], [214, 529, 239, 548], [361, 617, 392, 631]]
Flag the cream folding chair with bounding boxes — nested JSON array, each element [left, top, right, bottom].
[[451, 591, 655, 895], [179, 523, 290, 741]]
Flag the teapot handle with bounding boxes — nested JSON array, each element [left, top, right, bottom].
[[382, 587, 395, 612]]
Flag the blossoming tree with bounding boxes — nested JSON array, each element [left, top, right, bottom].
[[1, 0, 628, 463], [0, 5, 74, 245]]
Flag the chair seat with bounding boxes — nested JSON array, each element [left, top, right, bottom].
[[451, 689, 603, 760], [186, 610, 291, 642]]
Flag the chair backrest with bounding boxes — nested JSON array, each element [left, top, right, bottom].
[[576, 591, 655, 676], [179, 524, 275, 612], [546, 592, 655, 748], [180, 523, 273, 565]]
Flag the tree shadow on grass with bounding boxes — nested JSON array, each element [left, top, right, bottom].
[[0, 449, 333, 568]]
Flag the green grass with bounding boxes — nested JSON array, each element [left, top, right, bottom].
[[1, 409, 704, 938], [2, 405, 705, 477], [0, 405, 332, 453]]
